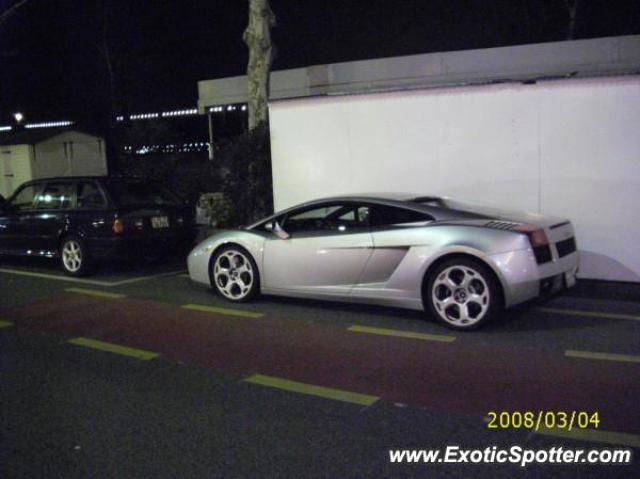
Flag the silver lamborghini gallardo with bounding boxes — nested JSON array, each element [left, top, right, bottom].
[[187, 195, 579, 330]]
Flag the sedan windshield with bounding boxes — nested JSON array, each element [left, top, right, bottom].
[[106, 180, 182, 207]]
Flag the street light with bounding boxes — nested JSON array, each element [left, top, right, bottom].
[[14, 112, 24, 123]]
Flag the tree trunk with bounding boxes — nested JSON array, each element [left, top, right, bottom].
[[564, 0, 579, 40], [243, 0, 275, 131]]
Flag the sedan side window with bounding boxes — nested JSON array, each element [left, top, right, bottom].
[[369, 205, 433, 229], [35, 183, 76, 210], [77, 182, 106, 209], [9, 185, 40, 211]]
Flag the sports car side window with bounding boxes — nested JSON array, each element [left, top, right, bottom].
[[284, 205, 343, 234], [369, 205, 433, 229]]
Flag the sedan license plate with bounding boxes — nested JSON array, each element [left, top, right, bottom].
[[151, 216, 169, 229]]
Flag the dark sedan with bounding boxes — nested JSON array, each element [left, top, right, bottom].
[[0, 176, 196, 275]]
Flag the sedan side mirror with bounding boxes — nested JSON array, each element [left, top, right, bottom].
[[266, 221, 290, 240]]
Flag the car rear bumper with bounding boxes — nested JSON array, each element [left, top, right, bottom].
[[87, 229, 197, 260], [491, 249, 580, 308]]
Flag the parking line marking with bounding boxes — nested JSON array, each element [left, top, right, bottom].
[[0, 268, 187, 287], [244, 374, 379, 406], [348, 325, 456, 343], [535, 427, 640, 448], [0, 268, 116, 286], [565, 349, 640, 364], [538, 307, 640, 322], [65, 287, 125, 299], [107, 270, 188, 286], [68, 337, 159, 360], [182, 303, 263, 319], [0, 320, 13, 329]]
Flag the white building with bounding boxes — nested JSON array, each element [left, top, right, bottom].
[[0, 129, 107, 199], [198, 35, 640, 282]]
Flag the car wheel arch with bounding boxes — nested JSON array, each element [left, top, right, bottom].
[[420, 251, 506, 310], [207, 242, 262, 288]]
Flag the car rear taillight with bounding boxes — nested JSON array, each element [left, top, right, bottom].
[[515, 224, 552, 264], [514, 224, 549, 247], [112, 219, 124, 234]]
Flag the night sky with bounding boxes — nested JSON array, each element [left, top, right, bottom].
[[1, 0, 639, 133]]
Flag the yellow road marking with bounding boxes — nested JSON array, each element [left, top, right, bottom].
[[348, 325, 456, 343], [0, 320, 13, 329], [538, 307, 640, 322], [565, 349, 640, 364], [182, 303, 263, 319], [244, 374, 379, 406], [65, 287, 125, 299], [536, 427, 640, 448], [0, 268, 186, 287], [68, 337, 158, 360], [0, 268, 115, 286]]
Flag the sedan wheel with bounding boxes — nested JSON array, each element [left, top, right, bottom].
[[426, 259, 501, 330], [212, 246, 259, 302], [60, 237, 91, 276]]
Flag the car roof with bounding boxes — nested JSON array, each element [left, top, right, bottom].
[[21, 175, 153, 185], [247, 193, 487, 228]]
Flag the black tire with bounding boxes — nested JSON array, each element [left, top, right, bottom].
[[210, 245, 260, 302], [424, 257, 502, 331], [59, 236, 92, 277]]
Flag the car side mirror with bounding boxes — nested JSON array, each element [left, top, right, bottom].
[[266, 221, 290, 239]]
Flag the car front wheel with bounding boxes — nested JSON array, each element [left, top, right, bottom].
[[60, 236, 91, 276], [425, 258, 502, 330], [211, 245, 259, 302]]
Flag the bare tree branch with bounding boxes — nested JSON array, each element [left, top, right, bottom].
[[0, 0, 30, 27]]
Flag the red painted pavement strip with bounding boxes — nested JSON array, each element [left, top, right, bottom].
[[7, 293, 640, 434]]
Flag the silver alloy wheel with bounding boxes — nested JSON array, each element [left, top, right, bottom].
[[431, 265, 490, 327], [62, 240, 83, 273], [213, 249, 254, 300]]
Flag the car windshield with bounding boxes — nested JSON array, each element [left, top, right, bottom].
[[106, 180, 182, 206]]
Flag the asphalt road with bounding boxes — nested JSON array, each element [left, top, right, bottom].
[[1, 255, 640, 478]]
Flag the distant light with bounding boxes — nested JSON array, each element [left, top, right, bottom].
[[14, 112, 24, 123], [25, 120, 73, 129], [0, 126, 12, 132], [241, 105, 247, 111], [160, 108, 198, 118]]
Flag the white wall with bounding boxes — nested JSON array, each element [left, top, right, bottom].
[[32, 131, 107, 179], [0, 145, 33, 198], [269, 76, 640, 282]]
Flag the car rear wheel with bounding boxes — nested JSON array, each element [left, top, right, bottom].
[[211, 245, 259, 302], [425, 258, 501, 330], [60, 236, 91, 276]]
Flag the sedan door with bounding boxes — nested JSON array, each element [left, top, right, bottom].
[[262, 203, 373, 296], [22, 181, 76, 255], [0, 183, 43, 254]]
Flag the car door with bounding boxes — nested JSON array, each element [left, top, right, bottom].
[[262, 203, 374, 296], [355, 204, 436, 289], [22, 181, 76, 255], [0, 183, 43, 254]]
